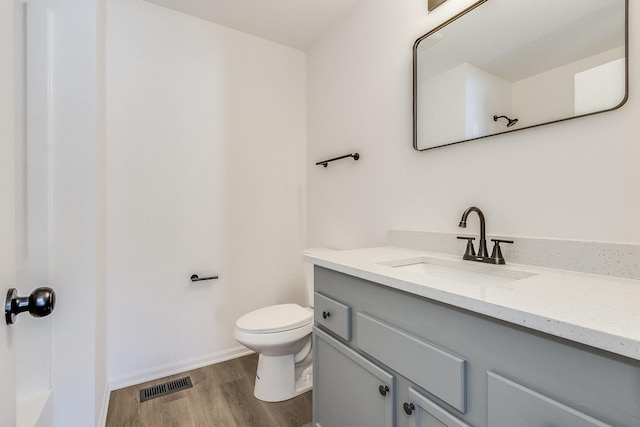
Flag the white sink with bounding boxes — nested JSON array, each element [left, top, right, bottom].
[[379, 256, 536, 287]]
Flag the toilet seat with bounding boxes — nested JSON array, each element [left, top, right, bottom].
[[236, 303, 312, 334]]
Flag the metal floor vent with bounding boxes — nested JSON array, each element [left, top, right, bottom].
[[140, 376, 193, 402]]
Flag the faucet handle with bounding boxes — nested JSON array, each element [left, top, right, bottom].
[[491, 238, 514, 244], [457, 236, 476, 257], [490, 239, 513, 264]]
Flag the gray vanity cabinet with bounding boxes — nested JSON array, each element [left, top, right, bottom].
[[312, 266, 640, 427], [357, 312, 466, 413], [314, 291, 352, 341], [407, 387, 471, 427], [487, 373, 612, 427], [313, 327, 395, 427]]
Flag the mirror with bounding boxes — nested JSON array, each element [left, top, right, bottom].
[[413, 0, 628, 151]]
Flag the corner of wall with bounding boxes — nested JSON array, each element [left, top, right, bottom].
[[97, 381, 110, 427]]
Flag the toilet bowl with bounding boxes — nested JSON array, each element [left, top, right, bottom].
[[234, 304, 313, 402], [233, 253, 323, 402]]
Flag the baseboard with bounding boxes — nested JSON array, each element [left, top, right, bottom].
[[108, 346, 254, 391], [97, 381, 110, 427]]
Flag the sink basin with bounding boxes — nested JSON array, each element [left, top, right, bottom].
[[379, 256, 535, 287]]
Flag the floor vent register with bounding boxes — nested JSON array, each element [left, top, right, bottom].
[[139, 376, 193, 402]]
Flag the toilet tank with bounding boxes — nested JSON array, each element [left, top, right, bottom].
[[303, 248, 335, 307], [304, 261, 314, 307]]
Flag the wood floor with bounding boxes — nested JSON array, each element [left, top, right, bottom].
[[106, 354, 312, 427]]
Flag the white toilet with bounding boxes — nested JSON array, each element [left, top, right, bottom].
[[233, 261, 316, 402]]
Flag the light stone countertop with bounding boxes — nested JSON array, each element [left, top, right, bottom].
[[304, 246, 640, 361]]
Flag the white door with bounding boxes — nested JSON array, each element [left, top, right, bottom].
[[2, 1, 55, 426], [0, 1, 18, 424]]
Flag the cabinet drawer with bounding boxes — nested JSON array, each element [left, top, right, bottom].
[[314, 292, 351, 341], [357, 312, 466, 413], [407, 387, 471, 427], [487, 372, 613, 427]]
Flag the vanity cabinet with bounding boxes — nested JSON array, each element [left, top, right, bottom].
[[313, 327, 394, 427], [312, 266, 640, 427], [313, 292, 351, 341], [357, 312, 466, 413], [487, 372, 613, 427], [407, 387, 471, 427]]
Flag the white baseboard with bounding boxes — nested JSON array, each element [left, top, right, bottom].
[[97, 381, 110, 427], [108, 346, 254, 391]]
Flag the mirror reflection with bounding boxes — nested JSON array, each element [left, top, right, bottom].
[[413, 0, 628, 151]]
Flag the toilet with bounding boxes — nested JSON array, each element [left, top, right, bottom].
[[233, 259, 317, 402]]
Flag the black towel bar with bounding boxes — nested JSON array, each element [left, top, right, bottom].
[[316, 152, 359, 167]]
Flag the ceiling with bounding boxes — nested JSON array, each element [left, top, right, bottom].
[[143, 0, 363, 50]]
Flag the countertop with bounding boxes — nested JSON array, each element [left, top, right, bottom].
[[304, 246, 640, 361]]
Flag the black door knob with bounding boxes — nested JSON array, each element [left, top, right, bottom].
[[378, 385, 389, 396], [322, 311, 331, 319], [403, 402, 415, 415], [5, 287, 56, 325]]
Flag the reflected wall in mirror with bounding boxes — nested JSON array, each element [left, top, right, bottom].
[[413, 0, 628, 151]]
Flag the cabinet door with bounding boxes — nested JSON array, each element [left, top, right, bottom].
[[406, 387, 472, 427], [314, 327, 395, 427]]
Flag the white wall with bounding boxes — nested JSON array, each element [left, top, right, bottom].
[[307, 0, 639, 249], [106, 0, 307, 385], [418, 64, 466, 145], [575, 57, 626, 115], [513, 47, 625, 127], [464, 64, 512, 138], [417, 62, 512, 147]]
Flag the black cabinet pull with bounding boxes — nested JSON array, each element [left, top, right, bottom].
[[378, 385, 389, 397], [403, 402, 415, 416], [322, 311, 331, 319]]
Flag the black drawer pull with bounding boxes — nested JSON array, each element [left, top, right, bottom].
[[322, 311, 331, 319], [403, 402, 415, 415]]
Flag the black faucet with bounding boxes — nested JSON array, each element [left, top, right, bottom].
[[457, 206, 513, 264]]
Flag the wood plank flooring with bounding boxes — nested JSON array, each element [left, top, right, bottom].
[[106, 354, 312, 427]]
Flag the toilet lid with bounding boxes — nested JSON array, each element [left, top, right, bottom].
[[236, 304, 313, 333]]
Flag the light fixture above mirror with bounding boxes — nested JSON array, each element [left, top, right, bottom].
[[413, 0, 628, 151], [428, 0, 448, 12]]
